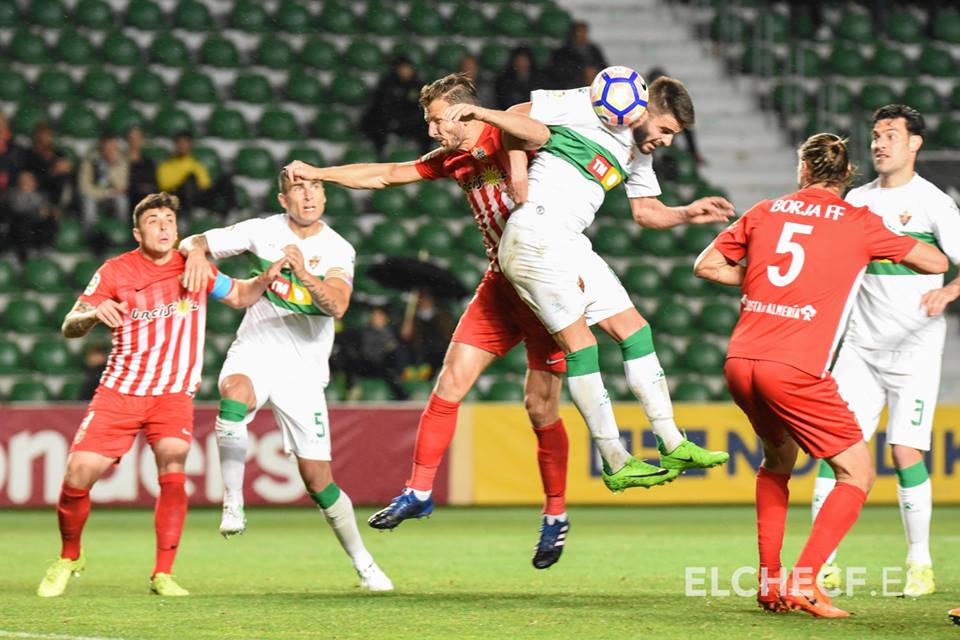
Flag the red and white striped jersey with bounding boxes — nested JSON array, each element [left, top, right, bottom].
[[79, 249, 218, 397], [415, 124, 519, 269]]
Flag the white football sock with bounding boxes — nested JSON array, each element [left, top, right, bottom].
[[623, 354, 683, 452], [215, 416, 248, 507], [811, 475, 838, 564], [322, 490, 374, 570], [567, 371, 630, 471], [405, 487, 432, 501], [898, 478, 932, 566]]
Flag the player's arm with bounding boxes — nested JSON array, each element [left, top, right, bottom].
[[629, 195, 735, 229], [693, 242, 745, 285], [900, 242, 948, 275], [179, 233, 214, 294], [920, 199, 960, 315], [62, 299, 128, 338], [281, 245, 352, 319], [216, 258, 287, 309], [285, 160, 423, 190], [444, 102, 549, 151]]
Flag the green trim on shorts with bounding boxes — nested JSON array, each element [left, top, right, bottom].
[[565, 345, 600, 377], [218, 398, 248, 423], [620, 325, 655, 361], [896, 460, 929, 488], [310, 483, 342, 509], [816, 459, 836, 479]]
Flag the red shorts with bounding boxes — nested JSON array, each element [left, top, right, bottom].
[[70, 385, 195, 458], [723, 357, 862, 459], [452, 270, 565, 373]]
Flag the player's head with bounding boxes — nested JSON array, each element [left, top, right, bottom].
[[631, 76, 694, 155], [797, 133, 853, 191], [278, 169, 326, 228], [420, 73, 481, 151], [871, 104, 924, 178], [132, 192, 179, 257], [173, 130, 193, 156]]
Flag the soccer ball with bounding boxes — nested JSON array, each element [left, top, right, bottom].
[[589, 66, 649, 127]]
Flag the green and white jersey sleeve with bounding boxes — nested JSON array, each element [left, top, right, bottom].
[[206, 214, 356, 385], [844, 174, 960, 352]]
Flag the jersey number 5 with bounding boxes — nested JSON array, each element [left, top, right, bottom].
[[768, 222, 814, 287]]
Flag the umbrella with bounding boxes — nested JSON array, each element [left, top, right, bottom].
[[365, 257, 469, 299]]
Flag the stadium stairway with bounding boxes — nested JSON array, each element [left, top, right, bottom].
[[554, 0, 797, 211]]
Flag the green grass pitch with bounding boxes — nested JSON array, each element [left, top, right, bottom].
[[1, 506, 957, 639]]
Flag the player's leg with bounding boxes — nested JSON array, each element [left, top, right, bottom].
[[148, 435, 191, 596], [215, 373, 259, 537]]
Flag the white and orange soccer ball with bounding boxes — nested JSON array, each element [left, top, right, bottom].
[[589, 65, 649, 127]]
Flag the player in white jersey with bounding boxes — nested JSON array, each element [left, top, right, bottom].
[[498, 70, 735, 488], [811, 105, 960, 597], [179, 171, 393, 592]]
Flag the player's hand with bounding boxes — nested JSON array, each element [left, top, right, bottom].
[[284, 160, 322, 183], [96, 300, 128, 328], [281, 245, 307, 278], [920, 284, 960, 316], [442, 103, 489, 123], [182, 249, 212, 293], [263, 257, 288, 282], [686, 197, 736, 224]]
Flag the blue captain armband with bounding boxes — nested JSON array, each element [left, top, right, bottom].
[[208, 271, 235, 300]]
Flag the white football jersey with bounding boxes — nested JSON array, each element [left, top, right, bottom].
[[527, 87, 661, 232], [844, 174, 960, 351], [205, 214, 356, 383]]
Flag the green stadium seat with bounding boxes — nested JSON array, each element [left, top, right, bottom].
[[200, 36, 240, 68], [537, 7, 572, 39], [449, 259, 483, 289], [412, 182, 456, 217], [871, 45, 912, 78], [710, 11, 747, 43], [24, 257, 68, 292], [365, 1, 403, 36], [355, 378, 392, 401], [0, 68, 27, 101], [667, 264, 708, 297], [494, 7, 530, 38], [176, 71, 218, 103], [300, 38, 339, 70], [151, 34, 191, 67], [12, 103, 47, 137], [152, 105, 192, 138], [187, 214, 222, 236], [683, 340, 725, 375], [368, 222, 410, 254], [0, 0, 17, 26], [9, 380, 52, 402], [329, 73, 367, 106], [918, 44, 956, 77], [391, 41, 428, 68], [772, 82, 808, 113], [951, 86, 960, 111], [741, 45, 779, 75], [450, 5, 489, 35], [653, 301, 694, 336], [622, 264, 661, 297], [234, 147, 275, 179], [407, 1, 444, 35], [174, 0, 212, 31], [102, 32, 143, 67], [598, 188, 631, 219], [934, 10, 960, 44], [58, 378, 85, 401], [81, 69, 121, 103], [256, 36, 296, 69], [318, 2, 357, 34], [75, 0, 113, 29], [206, 302, 242, 334], [346, 39, 384, 72], [859, 83, 898, 112], [30, 0, 67, 27], [836, 9, 873, 43], [698, 302, 739, 336], [638, 229, 677, 256], [323, 185, 355, 215], [679, 225, 719, 255], [233, 72, 273, 104], [274, 1, 313, 34], [3, 298, 47, 333], [106, 103, 146, 135], [483, 380, 524, 402], [434, 43, 469, 73], [0, 260, 16, 293], [937, 118, 960, 149], [828, 44, 867, 76], [671, 150, 699, 184], [886, 9, 924, 43], [285, 145, 324, 168], [673, 380, 712, 402], [693, 181, 730, 202], [193, 146, 222, 180], [339, 143, 378, 165], [313, 111, 354, 142], [371, 188, 411, 216], [51, 296, 76, 328], [654, 340, 681, 373], [71, 258, 100, 290], [902, 83, 941, 114], [36, 69, 75, 102], [55, 220, 86, 254], [414, 225, 456, 258], [127, 0, 165, 30], [54, 30, 96, 65], [592, 223, 633, 257], [230, 1, 269, 32], [529, 43, 552, 70], [479, 43, 509, 73], [207, 107, 250, 139], [10, 31, 48, 64], [259, 109, 300, 141], [0, 338, 24, 373], [58, 103, 100, 139], [31, 342, 78, 374], [285, 73, 325, 105], [202, 341, 224, 373], [822, 82, 854, 113], [384, 141, 419, 164], [457, 224, 485, 254], [786, 45, 821, 77], [328, 221, 363, 250], [142, 145, 169, 164], [402, 379, 434, 402], [95, 216, 134, 249]]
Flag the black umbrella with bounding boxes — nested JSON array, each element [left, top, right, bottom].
[[366, 257, 469, 299]]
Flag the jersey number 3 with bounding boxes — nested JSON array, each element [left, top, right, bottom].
[[767, 222, 814, 287]]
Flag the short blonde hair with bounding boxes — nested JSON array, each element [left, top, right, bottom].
[[419, 73, 480, 110]]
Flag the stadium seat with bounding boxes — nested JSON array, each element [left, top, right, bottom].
[[598, 188, 631, 219], [886, 9, 924, 43], [537, 7, 572, 39], [457, 224, 485, 254], [951, 86, 960, 111], [406, 1, 444, 35], [3, 298, 47, 333], [206, 302, 242, 334], [902, 83, 941, 114], [918, 44, 956, 77], [58, 378, 85, 401], [192, 146, 222, 180], [200, 36, 241, 68], [31, 342, 78, 374], [9, 380, 52, 402], [285, 145, 324, 168], [10, 30, 48, 64], [479, 43, 509, 73], [937, 118, 960, 149], [202, 341, 225, 373], [391, 41, 428, 68], [434, 43, 469, 73], [274, 1, 313, 34], [346, 39, 385, 72], [0, 338, 24, 373], [367, 222, 410, 254], [598, 338, 622, 375], [312, 110, 353, 142], [50, 296, 76, 328], [151, 34, 192, 67], [836, 9, 873, 43], [258, 109, 300, 141], [300, 38, 339, 70], [933, 10, 960, 44], [36, 69, 75, 102], [871, 45, 912, 78], [24, 257, 68, 292], [233, 72, 273, 104], [30, 0, 67, 27], [230, 0, 269, 32], [0, 260, 17, 293], [234, 147, 275, 179], [176, 71, 219, 104], [0, 68, 27, 101], [413, 225, 456, 258], [323, 185, 355, 215], [328, 220, 363, 250], [449, 259, 483, 289], [55, 220, 86, 254], [58, 103, 100, 139], [653, 301, 694, 336], [329, 73, 367, 106], [494, 7, 530, 38], [654, 340, 681, 373], [672, 380, 712, 402], [174, 0, 212, 31], [667, 264, 708, 297], [81, 68, 121, 103], [638, 229, 677, 256], [483, 380, 524, 402], [339, 143, 378, 165], [822, 82, 854, 113], [75, 0, 112, 29], [187, 214, 221, 236], [697, 302, 739, 336], [859, 83, 898, 112], [256, 36, 296, 70], [671, 150, 699, 184], [126, 0, 165, 30], [449, 5, 489, 36], [741, 45, 779, 76], [354, 378, 392, 401], [152, 105, 192, 138], [402, 379, 434, 401], [710, 11, 747, 43], [106, 103, 146, 135], [318, 2, 357, 34], [412, 182, 456, 217], [786, 45, 821, 77], [207, 107, 250, 139], [369, 189, 409, 217], [102, 32, 143, 67], [683, 340, 725, 375], [622, 264, 661, 297], [12, 103, 47, 136], [828, 44, 867, 76], [592, 223, 633, 257], [679, 225, 718, 256], [772, 82, 808, 113], [54, 30, 97, 66], [365, 1, 403, 36], [94, 216, 134, 249], [285, 73, 325, 105], [71, 258, 100, 290], [755, 11, 791, 42]]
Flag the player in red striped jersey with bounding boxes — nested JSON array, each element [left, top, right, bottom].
[[286, 73, 573, 568], [37, 192, 284, 598]]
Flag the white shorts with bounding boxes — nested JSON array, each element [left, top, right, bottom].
[[832, 342, 942, 451], [498, 204, 633, 334], [219, 341, 331, 460]]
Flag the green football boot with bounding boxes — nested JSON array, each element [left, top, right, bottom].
[[150, 573, 190, 597], [657, 434, 730, 472], [37, 553, 86, 597], [602, 456, 679, 492]]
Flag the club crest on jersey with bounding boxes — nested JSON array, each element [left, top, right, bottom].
[[308, 256, 320, 269], [899, 211, 912, 226], [471, 147, 487, 160], [131, 298, 200, 321], [586, 154, 622, 190]]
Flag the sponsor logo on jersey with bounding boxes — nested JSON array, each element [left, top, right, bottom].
[[84, 271, 101, 296], [270, 276, 312, 305], [308, 256, 320, 269], [472, 147, 487, 160], [130, 298, 200, 321], [586, 153, 622, 190], [900, 211, 912, 226], [741, 295, 817, 322]]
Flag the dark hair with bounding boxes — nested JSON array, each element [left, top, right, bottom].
[[648, 76, 695, 130], [873, 104, 925, 138], [798, 133, 853, 189], [173, 129, 193, 140], [132, 192, 179, 227], [419, 73, 480, 109]]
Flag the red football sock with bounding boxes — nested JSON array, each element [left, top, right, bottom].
[[407, 393, 460, 491], [791, 482, 867, 589], [756, 467, 790, 578], [533, 418, 568, 516], [58, 483, 91, 561], [153, 472, 188, 578]]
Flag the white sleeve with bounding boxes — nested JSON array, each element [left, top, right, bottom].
[[204, 218, 261, 259], [529, 87, 591, 125], [324, 239, 356, 286], [932, 194, 960, 264], [624, 151, 661, 199]]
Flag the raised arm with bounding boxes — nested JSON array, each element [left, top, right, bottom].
[[285, 160, 423, 190], [179, 233, 213, 293], [629, 195, 735, 229], [693, 242, 745, 286], [444, 102, 549, 151], [218, 258, 286, 309], [281, 245, 352, 319]]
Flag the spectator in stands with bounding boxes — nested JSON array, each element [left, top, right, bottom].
[[361, 56, 431, 155], [80, 342, 109, 401], [21, 121, 74, 211], [549, 21, 608, 88], [399, 291, 456, 379], [336, 306, 408, 400], [3, 170, 57, 261], [647, 67, 705, 165], [0, 112, 23, 197], [459, 54, 495, 107], [157, 130, 234, 216], [126, 126, 158, 208], [78, 133, 129, 227], [495, 46, 544, 111]]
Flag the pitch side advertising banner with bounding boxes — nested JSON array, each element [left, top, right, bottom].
[[450, 404, 960, 505], [0, 405, 437, 507]]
